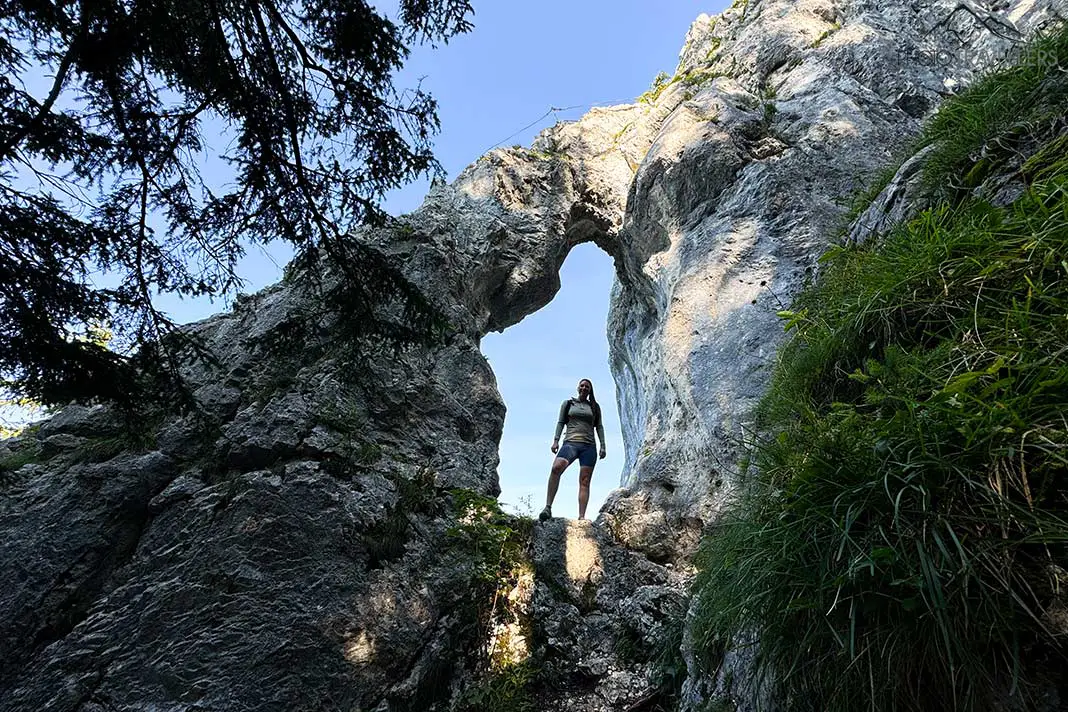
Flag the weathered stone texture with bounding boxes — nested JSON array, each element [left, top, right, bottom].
[[608, 0, 1064, 559], [529, 519, 688, 712]]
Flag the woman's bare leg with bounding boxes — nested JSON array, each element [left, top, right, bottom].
[[545, 457, 570, 508], [578, 467, 594, 520]]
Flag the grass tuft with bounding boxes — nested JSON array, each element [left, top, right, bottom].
[[919, 27, 1068, 200]]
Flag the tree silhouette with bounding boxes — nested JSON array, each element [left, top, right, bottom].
[[0, 0, 472, 406]]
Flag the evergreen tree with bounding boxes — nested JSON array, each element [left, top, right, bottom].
[[0, 0, 472, 407]]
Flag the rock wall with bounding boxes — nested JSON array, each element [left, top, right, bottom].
[[605, 0, 1064, 559], [0, 291, 509, 709], [1, 0, 1065, 710]]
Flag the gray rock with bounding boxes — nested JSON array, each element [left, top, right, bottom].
[[1, 464, 495, 711], [147, 474, 206, 513], [191, 382, 243, 421], [0, 451, 177, 689], [36, 404, 118, 439], [529, 519, 688, 711], [609, 0, 1062, 558], [847, 143, 938, 245], [35, 433, 88, 459]]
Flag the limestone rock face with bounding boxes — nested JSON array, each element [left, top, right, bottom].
[[528, 519, 688, 712], [1, 0, 1065, 710], [607, 0, 1063, 558], [0, 312, 505, 709], [0, 82, 663, 711]]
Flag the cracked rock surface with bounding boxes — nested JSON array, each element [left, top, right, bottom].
[[529, 519, 688, 712], [606, 0, 1063, 560]]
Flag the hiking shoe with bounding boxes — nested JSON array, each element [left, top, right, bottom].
[[538, 506, 552, 521]]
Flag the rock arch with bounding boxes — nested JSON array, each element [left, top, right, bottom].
[[392, 102, 663, 341]]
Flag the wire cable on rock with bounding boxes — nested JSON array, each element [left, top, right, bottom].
[[481, 98, 636, 154]]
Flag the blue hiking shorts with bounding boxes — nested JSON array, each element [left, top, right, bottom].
[[557, 440, 597, 468]]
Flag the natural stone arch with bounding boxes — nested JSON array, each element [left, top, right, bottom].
[[394, 101, 667, 340], [477, 204, 621, 336]]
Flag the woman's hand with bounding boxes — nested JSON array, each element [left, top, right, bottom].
[[599, 448, 606, 460], [551, 440, 559, 454]]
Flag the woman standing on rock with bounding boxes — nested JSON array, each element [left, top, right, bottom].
[[539, 378, 606, 521]]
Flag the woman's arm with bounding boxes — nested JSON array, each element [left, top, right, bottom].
[[552, 400, 569, 444]]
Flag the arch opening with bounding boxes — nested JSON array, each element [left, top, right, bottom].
[[481, 242, 623, 520]]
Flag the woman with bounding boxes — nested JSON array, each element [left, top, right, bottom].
[[539, 378, 607, 521]]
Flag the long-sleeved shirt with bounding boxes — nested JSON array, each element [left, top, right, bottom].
[[553, 398, 605, 447]]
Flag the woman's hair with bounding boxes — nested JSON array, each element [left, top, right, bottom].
[[579, 378, 602, 427]]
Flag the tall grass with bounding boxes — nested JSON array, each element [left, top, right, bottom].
[[919, 27, 1068, 198], [692, 26, 1068, 712]]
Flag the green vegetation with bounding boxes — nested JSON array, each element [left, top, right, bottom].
[[454, 660, 537, 712], [610, 122, 635, 143], [512, 146, 566, 162], [691, 26, 1068, 712], [839, 158, 906, 223], [394, 220, 418, 238], [918, 29, 1068, 198], [73, 432, 153, 463], [0, 443, 38, 476], [679, 14, 719, 64], [447, 488, 534, 588], [705, 37, 723, 63], [647, 613, 689, 709], [679, 70, 728, 100], [363, 468, 440, 568], [1, 0, 473, 410], [448, 489, 538, 712], [640, 72, 673, 104], [640, 68, 727, 104], [613, 622, 647, 664], [1, 416, 160, 484], [809, 22, 841, 49], [312, 397, 386, 469], [761, 102, 777, 128]]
